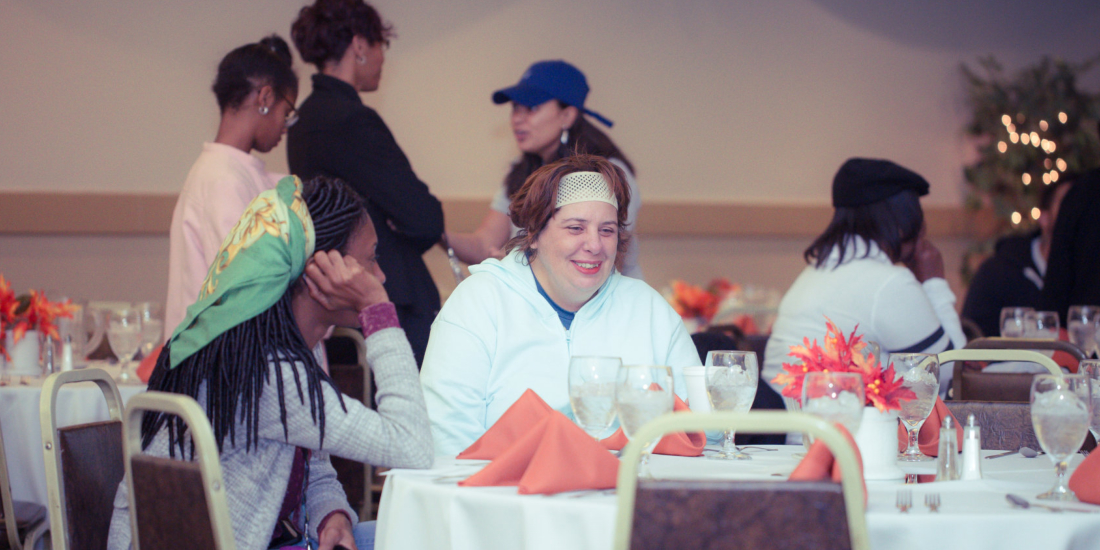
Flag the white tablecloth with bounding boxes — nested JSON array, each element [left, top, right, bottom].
[[0, 367, 145, 506], [375, 447, 1100, 550]]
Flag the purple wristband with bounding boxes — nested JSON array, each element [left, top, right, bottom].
[[358, 302, 400, 337]]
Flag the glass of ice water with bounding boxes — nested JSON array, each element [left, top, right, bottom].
[[1077, 360, 1100, 445], [704, 351, 759, 460], [108, 307, 142, 384], [1031, 374, 1091, 501], [1000, 307, 1035, 338], [615, 365, 674, 477], [891, 353, 939, 462], [568, 356, 621, 439], [1067, 306, 1100, 357], [1024, 311, 1060, 357], [136, 301, 164, 359], [801, 372, 865, 436]]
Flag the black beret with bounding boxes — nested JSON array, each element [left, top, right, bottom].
[[832, 158, 930, 207]]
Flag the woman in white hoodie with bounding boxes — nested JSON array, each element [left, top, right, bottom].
[[421, 155, 698, 455]]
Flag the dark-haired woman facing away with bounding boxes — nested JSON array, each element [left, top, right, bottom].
[[762, 158, 966, 398], [109, 176, 431, 550], [446, 60, 644, 279], [287, 0, 443, 365], [165, 35, 299, 338]]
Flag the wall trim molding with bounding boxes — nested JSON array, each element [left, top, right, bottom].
[[0, 192, 971, 238]]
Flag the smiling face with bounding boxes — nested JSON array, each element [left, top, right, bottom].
[[529, 200, 618, 311], [511, 100, 577, 162]]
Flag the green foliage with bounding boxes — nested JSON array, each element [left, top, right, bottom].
[[960, 55, 1100, 280]]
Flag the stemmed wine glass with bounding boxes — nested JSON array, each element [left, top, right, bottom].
[[801, 372, 865, 437], [891, 353, 939, 462], [1077, 361, 1100, 447], [704, 351, 759, 460], [1067, 306, 1100, 357], [615, 365, 674, 478], [136, 301, 164, 359], [1031, 374, 1091, 501], [108, 307, 142, 384], [568, 356, 621, 439], [1000, 307, 1035, 337], [1025, 311, 1060, 358]]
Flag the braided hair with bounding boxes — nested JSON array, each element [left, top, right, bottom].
[[142, 176, 369, 457]]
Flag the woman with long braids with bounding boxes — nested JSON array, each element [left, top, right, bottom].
[[108, 176, 432, 550]]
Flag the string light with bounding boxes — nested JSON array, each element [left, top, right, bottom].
[[1010, 132, 1020, 143], [1059, 112, 1068, 124], [1051, 170, 1060, 182], [1007, 123, 1017, 133], [1040, 120, 1049, 131], [1043, 172, 1051, 184], [1022, 173, 1032, 185], [1002, 114, 1012, 126], [1044, 159, 1053, 169], [1057, 158, 1067, 171], [1012, 211, 1023, 224], [1017, 113, 1026, 123], [1021, 133, 1031, 145], [1030, 132, 1040, 146], [1031, 207, 1041, 220], [998, 141, 1008, 153], [1049, 141, 1057, 152]]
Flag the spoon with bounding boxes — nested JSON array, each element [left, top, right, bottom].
[[1006, 493, 1064, 512], [1019, 446, 1044, 458]]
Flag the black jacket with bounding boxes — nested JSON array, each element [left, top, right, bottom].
[[1041, 169, 1100, 323], [961, 231, 1043, 337], [287, 74, 444, 316]]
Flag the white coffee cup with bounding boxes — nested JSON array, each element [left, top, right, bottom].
[[683, 366, 711, 412]]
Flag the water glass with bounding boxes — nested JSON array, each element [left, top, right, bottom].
[[704, 351, 759, 460], [615, 365, 674, 477], [108, 307, 142, 384], [1031, 374, 1091, 501], [891, 353, 939, 462], [136, 301, 164, 359], [568, 356, 621, 439], [801, 372, 865, 435], [1067, 306, 1100, 357], [1000, 307, 1035, 337], [1079, 360, 1100, 443]]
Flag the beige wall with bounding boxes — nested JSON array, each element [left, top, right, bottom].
[[1, 0, 1097, 304]]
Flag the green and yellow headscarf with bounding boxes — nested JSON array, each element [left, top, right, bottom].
[[168, 175, 315, 368]]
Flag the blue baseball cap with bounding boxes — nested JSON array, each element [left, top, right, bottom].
[[492, 60, 614, 127]]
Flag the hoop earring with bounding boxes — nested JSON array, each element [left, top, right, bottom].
[[259, 106, 269, 115], [356, 56, 367, 65], [560, 128, 569, 145]]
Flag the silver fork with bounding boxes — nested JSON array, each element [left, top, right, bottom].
[[925, 493, 941, 513], [896, 489, 912, 513]]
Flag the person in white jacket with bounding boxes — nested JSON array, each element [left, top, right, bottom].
[[764, 158, 966, 398], [421, 155, 699, 456]]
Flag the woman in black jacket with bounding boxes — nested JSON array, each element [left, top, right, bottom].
[[287, 0, 443, 365]]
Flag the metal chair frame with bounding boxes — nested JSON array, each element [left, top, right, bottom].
[[0, 417, 48, 550], [40, 368, 123, 550], [937, 349, 1062, 376], [330, 327, 375, 520], [965, 337, 1088, 363], [122, 392, 235, 550], [613, 411, 868, 550]]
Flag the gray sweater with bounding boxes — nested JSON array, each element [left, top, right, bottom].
[[107, 326, 433, 550]]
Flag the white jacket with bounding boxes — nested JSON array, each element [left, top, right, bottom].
[[421, 250, 700, 455]]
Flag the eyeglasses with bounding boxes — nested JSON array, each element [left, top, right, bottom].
[[281, 94, 299, 128]]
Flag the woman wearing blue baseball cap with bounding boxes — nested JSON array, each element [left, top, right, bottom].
[[446, 60, 643, 279]]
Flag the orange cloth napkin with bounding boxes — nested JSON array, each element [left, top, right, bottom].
[[896, 398, 963, 457], [600, 394, 706, 457], [136, 344, 163, 383], [789, 424, 866, 503], [459, 411, 620, 495], [1069, 448, 1100, 504], [458, 389, 554, 460]]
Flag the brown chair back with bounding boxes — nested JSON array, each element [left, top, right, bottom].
[[129, 455, 216, 549], [56, 422, 124, 550], [631, 480, 850, 550], [944, 400, 1096, 452], [952, 361, 1041, 402]]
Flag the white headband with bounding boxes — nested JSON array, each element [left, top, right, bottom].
[[555, 171, 618, 210]]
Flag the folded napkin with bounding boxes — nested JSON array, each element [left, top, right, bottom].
[[600, 394, 706, 457], [458, 389, 553, 460], [789, 424, 866, 502], [459, 411, 620, 495], [1069, 448, 1100, 504], [137, 344, 163, 383], [896, 398, 962, 457]]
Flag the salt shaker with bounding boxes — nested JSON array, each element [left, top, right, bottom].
[[961, 414, 982, 480], [61, 335, 75, 372], [935, 416, 960, 481]]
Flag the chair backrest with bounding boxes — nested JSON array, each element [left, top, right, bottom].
[[952, 362, 1035, 402], [614, 412, 868, 550], [40, 369, 124, 550], [966, 337, 1087, 363], [325, 328, 375, 520], [938, 349, 1062, 376], [943, 401, 1039, 450], [1, 416, 24, 550], [122, 392, 235, 550]]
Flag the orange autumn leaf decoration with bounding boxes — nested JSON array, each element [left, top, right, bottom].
[[770, 317, 916, 412], [668, 278, 739, 321], [0, 276, 77, 361]]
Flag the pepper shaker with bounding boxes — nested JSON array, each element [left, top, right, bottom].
[[936, 416, 960, 481]]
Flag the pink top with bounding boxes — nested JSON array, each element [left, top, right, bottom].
[[164, 142, 283, 338]]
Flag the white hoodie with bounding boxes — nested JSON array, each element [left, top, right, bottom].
[[421, 250, 700, 455]]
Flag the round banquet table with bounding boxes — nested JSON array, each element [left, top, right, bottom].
[[375, 446, 1100, 550], [0, 365, 146, 506]]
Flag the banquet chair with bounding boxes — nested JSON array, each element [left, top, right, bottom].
[[942, 350, 1061, 403], [0, 420, 48, 550], [40, 369, 124, 550], [325, 327, 375, 520], [614, 412, 868, 550], [944, 400, 1096, 452], [122, 391, 234, 550], [965, 337, 1088, 363]]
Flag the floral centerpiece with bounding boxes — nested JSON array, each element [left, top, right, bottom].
[[0, 275, 76, 361], [770, 318, 914, 412]]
